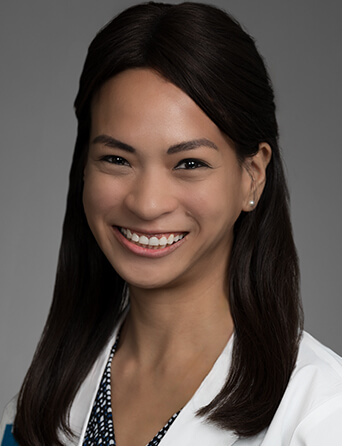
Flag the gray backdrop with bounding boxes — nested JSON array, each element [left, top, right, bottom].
[[1, 0, 341, 415]]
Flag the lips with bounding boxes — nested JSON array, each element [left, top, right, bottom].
[[119, 227, 187, 249]]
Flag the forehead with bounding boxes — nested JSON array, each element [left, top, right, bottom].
[[90, 68, 228, 149]]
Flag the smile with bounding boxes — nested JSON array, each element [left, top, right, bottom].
[[119, 227, 187, 249]]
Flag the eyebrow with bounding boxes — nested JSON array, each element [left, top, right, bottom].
[[92, 135, 219, 154], [92, 135, 135, 153], [167, 138, 218, 154]]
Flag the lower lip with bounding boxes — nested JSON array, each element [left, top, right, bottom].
[[112, 227, 187, 258]]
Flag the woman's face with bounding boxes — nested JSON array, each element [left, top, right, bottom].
[[83, 68, 253, 290]]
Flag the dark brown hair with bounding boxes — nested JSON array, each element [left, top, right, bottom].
[[14, 2, 303, 444]]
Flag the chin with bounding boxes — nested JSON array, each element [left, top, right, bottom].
[[109, 256, 186, 291], [123, 274, 175, 290]]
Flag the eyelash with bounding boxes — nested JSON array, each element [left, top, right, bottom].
[[174, 158, 210, 170], [99, 155, 210, 170], [99, 155, 130, 166]]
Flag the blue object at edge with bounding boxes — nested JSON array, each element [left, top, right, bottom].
[[1, 425, 18, 446]]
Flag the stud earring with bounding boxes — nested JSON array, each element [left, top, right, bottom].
[[249, 200, 255, 207]]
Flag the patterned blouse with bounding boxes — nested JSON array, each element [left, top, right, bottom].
[[83, 333, 180, 446]]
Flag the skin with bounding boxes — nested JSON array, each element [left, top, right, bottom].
[[83, 68, 271, 446]]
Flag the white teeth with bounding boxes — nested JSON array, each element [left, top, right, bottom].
[[159, 236, 167, 246], [149, 237, 159, 247], [120, 228, 186, 248], [167, 234, 174, 245], [139, 235, 149, 245], [131, 233, 139, 242]]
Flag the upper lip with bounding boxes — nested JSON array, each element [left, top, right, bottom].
[[116, 226, 187, 236]]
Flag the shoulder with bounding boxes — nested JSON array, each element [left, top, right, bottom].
[[0, 397, 18, 444], [259, 332, 342, 445], [294, 331, 342, 398], [298, 331, 342, 370]]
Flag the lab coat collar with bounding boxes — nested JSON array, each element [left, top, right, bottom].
[[70, 309, 239, 446], [159, 332, 239, 446]]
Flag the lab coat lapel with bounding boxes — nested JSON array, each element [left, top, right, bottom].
[[159, 335, 239, 446], [71, 312, 238, 446], [71, 311, 127, 445]]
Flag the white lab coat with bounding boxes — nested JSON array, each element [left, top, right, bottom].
[[1, 313, 342, 445]]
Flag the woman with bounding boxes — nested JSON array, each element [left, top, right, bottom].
[[1, 2, 341, 445]]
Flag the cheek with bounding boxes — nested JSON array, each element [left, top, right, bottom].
[[82, 174, 121, 223], [183, 174, 244, 227]]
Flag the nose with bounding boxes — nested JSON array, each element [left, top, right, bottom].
[[124, 171, 178, 221]]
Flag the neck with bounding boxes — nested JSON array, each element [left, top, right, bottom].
[[120, 276, 233, 369]]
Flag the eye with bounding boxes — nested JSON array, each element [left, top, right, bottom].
[[175, 158, 210, 170], [100, 155, 130, 166]]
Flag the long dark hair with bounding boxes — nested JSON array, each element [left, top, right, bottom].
[[14, 2, 303, 444]]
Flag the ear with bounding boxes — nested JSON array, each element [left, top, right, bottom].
[[242, 142, 272, 212]]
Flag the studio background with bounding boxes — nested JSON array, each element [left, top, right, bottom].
[[0, 0, 341, 415]]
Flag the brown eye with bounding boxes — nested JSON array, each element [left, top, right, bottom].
[[100, 155, 130, 166], [175, 159, 210, 170]]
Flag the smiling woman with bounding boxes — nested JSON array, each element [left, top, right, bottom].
[[83, 68, 265, 290], [1, 2, 342, 446]]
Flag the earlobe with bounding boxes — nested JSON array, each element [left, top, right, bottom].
[[242, 142, 272, 212]]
